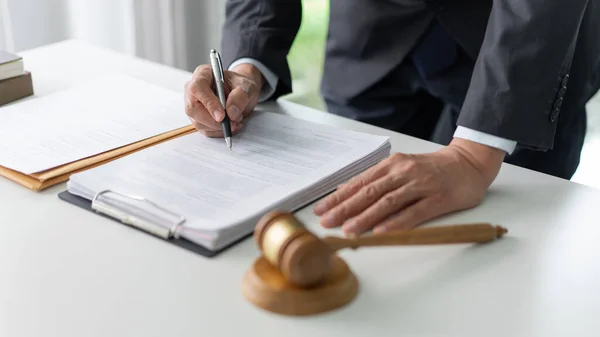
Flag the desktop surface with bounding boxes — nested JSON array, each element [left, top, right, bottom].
[[1, 40, 600, 337]]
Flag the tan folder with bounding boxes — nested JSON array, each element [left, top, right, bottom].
[[0, 125, 196, 191]]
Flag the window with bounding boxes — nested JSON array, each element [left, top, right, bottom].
[[285, 0, 329, 110]]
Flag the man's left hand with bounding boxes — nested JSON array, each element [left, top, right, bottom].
[[313, 138, 505, 235]]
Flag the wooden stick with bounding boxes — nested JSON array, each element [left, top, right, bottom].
[[323, 223, 507, 251]]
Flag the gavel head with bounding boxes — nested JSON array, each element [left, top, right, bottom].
[[254, 211, 334, 288]]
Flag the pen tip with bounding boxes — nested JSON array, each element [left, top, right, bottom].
[[225, 137, 232, 150], [210, 49, 217, 54]]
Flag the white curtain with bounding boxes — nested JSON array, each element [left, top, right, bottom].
[[0, 0, 15, 51], [130, 0, 189, 69], [4, 0, 224, 71], [67, 0, 224, 71]]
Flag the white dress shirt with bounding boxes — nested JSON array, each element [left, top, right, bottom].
[[229, 58, 517, 154]]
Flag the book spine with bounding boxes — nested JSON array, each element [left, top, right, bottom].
[[0, 72, 34, 106]]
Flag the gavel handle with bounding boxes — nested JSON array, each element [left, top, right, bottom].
[[323, 223, 508, 251]]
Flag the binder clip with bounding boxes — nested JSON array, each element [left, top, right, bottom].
[[91, 189, 186, 240]]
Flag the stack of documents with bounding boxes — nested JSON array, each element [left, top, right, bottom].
[[0, 74, 194, 190], [65, 112, 391, 252]]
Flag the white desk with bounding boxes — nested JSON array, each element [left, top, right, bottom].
[[2, 40, 600, 337]]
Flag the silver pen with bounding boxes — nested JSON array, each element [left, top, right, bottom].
[[210, 49, 232, 150]]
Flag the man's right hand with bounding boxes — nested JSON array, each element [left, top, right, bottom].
[[184, 63, 263, 137]]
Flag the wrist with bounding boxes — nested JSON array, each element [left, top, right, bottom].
[[447, 138, 505, 186], [232, 63, 264, 91]]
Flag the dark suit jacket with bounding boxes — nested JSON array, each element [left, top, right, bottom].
[[221, 0, 600, 151]]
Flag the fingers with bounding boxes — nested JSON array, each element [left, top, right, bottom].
[[185, 98, 222, 130], [319, 173, 407, 229], [311, 147, 490, 236], [341, 182, 425, 235], [185, 65, 261, 136], [189, 118, 244, 137], [372, 195, 445, 233], [314, 162, 390, 215], [226, 86, 250, 123], [188, 65, 226, 122]]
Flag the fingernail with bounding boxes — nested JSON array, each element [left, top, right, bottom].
[[343, 230, 359, 239], [321, 213, 337, 228], [342, 226, 357, 237], [342, 220, 356, 232], [373, 226, 387, 234], [213, 110, 224, 121], [314, 203, 325, 214], [314, 200, 331, 214]]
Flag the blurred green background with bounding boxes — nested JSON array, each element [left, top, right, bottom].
[[285, 0, 329, 111]]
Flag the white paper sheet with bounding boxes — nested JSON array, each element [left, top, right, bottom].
[[0, 73, 190, 174], [67, 111, 390, 232]]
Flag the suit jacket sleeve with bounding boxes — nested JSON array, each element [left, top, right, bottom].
[[457, 0, 590, 150], [221, 0, 302, 100]]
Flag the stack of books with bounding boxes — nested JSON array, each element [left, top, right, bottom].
[[0, 50, 33, 106]]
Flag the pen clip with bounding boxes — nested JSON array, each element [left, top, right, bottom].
[[210, 49, 227, 108], [210, 49, 225, 83], [215, 52, 225, 82]]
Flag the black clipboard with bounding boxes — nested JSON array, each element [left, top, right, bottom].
[[57, 190, 252, 258]]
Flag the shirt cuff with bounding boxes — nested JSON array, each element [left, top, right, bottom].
[[453, 126, 517, 154], [228, 58, 279, 103]]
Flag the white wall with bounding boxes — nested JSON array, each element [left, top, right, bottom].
[[4, 0, 225, 72], [182, 0, 225, 68], [7, 0, 70, 51], [66, 0, 136, 55]]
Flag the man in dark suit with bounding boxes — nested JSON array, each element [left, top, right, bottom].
[[184, 0, 600, 235]]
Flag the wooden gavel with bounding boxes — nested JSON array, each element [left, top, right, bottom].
[[254, 211, 508, 288]]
